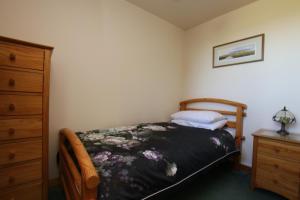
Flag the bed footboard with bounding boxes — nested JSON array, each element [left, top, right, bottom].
[[59, 128, 100, 200]]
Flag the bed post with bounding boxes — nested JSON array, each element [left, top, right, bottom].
[[235, 106, 245, 149], [180, 103, 187, 111], [233, 105, 246, 169], [59, 128, 100, 200]]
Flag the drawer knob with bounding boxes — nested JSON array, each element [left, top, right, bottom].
[[9, 53, 16, 61], [274, 148, 280, 153], [8, 176, 15, 184], [8, 151, 15, 160], [8, 79, 15, 87], [8, 128, 15, 136], [9, 104, 15, 111], [273, 179, 278, 184], [274, 164, 279, 169]]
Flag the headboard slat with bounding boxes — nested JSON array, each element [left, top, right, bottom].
[[180, 98, 247, 109], [183, 108, 246, 117], [227, 121, 236, 128]]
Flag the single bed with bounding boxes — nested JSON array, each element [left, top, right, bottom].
[[58, 98, 247, 200]]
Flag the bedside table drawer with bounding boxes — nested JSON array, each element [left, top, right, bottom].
[[256, 165, 299, 199], [258, 138, 300, 162], [257, 154, 300, 182], [256, 175, 299, 199]]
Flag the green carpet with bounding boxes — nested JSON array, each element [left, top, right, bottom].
[[49, 163, 286, 200]]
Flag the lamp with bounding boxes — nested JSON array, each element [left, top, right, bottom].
[[272, 106, 296, 136]]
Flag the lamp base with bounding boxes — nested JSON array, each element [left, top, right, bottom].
[[277, 123, 289, 136], [277, 129, 289, 136]]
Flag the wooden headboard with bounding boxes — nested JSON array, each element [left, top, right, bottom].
[[179, 98, 247, 149]]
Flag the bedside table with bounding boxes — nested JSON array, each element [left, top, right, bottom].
[[251, 129, 300, 200]]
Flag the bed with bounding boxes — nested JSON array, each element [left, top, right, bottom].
[[58, 98, 247, 200]]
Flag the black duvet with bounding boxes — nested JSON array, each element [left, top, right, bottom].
[[76, 122, 238, 200]]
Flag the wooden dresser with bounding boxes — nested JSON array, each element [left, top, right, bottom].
[[0, 36, 53, 200], [252, 129, 300, 200]]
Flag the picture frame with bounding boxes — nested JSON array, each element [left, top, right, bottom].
[[213, 34, 265, 68]]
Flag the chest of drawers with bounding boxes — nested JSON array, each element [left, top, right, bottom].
[[0, 36, 53, 200], [251, 129, 300, 200]]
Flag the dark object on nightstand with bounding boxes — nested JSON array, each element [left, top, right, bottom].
[[272, 106, 296, 136]]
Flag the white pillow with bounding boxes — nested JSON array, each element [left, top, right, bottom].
[[171, 119, 228, 131], [171, 111, 225, 124]]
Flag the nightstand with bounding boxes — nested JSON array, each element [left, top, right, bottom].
[[251, 129, 300, 200]]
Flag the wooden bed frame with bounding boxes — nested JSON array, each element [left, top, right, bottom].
[[59, 98, 247, 200]]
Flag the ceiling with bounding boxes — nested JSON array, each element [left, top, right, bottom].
[[126, 0, 257, 30]]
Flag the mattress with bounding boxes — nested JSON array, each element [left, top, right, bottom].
[[75, 122, 239, 200]]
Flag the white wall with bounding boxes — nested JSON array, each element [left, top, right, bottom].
[[184, 0, 300, 166], [0, 0, 184, 178]]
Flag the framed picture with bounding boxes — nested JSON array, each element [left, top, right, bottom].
[[213, 34, 264, 68]]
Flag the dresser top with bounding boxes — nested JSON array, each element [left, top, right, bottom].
[[0, 35, 54, 50], [253, 129, 300, 144]]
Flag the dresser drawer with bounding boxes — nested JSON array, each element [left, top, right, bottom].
[[0, 182, 42, 200], [258, 138, 300, 162], [0, 69, 43, 92], [0, 118, 42, 141], [0, 160, 41, 189], [256, 166, 299, 199], [0, 140, 42, 165], [0, 95, 42, 116], [0, 41, 44, 71], [257, 154, 300, 182]]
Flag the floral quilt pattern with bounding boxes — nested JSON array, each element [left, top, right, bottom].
[[76, 122, 237, 200]]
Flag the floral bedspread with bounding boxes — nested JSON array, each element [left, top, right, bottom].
[[76, 122, 238, 200]]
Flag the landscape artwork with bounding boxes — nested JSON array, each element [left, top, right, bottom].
[[213, 34, 264, 68]]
